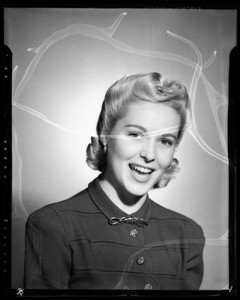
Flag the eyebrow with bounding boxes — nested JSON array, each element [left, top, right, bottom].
[[125, 124, 178, 140], [160, 133, 177, 140], [125, 124, 147, 132]]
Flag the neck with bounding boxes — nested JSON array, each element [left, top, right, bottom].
[[99, 174, 147, 215]]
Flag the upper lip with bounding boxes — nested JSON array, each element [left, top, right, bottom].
[[129, 163, 155, 172]]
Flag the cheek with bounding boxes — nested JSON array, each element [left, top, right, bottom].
[[109, 139, 137, 160], [155, 148, 176, 168]]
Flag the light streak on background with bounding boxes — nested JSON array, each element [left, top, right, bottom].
[[4, 8, 236, 290], [12, 12, 229, 177], [11, 10, 229, 228]]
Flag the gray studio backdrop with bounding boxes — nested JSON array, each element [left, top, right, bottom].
[[4, 8, 236, 290]]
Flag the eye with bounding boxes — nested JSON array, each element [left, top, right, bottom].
[[160, 138, 173, 147], [128, 132, 143, 139]]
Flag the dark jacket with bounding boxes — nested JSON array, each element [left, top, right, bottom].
[[24, 176, 205, 290]]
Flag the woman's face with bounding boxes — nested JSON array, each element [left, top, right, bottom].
[[104, 101, 181, 197]]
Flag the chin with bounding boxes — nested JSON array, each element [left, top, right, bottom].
[[126, 172, 161, 194], [123, 180, 154, 197]]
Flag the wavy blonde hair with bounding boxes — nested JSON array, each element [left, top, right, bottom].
[[86, 72, 190, 188]]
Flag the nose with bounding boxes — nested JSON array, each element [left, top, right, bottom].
[[139, 137, 155, 163]]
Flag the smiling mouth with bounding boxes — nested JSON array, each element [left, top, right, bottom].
[[129, 164, 154, 175]]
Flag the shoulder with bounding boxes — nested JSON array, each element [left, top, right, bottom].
[[27, 186, 99, 227], [149, 199, 204, 237]]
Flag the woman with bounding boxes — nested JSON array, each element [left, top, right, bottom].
[[24, 72, 205, 290]]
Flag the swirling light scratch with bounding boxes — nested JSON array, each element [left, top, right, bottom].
[[12, 12, 229, 243], [12, 12, 228, 165]]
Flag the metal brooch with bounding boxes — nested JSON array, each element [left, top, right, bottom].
[[109, 216, 148, 227]]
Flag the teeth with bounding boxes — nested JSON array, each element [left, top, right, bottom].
[[130, 164, 153, 174]]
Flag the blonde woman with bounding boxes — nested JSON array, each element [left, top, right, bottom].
[[24, 72, 205, 290]]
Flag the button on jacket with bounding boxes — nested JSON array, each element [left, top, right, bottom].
[[24, 176, 205, 290]]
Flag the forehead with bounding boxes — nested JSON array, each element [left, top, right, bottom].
[[112, 101, 181, 134]]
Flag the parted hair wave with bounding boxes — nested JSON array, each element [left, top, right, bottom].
[[86, 72, 190, 188]]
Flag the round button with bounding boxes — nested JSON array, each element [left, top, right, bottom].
[[144, 283, 153, 290], [129, 229, 138, 238], [136, 257, 145, 265]]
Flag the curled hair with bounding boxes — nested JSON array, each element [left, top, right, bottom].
[[86, 137, 106, 172], [86, 72, 190, 188], [155, 158, 180, 189]]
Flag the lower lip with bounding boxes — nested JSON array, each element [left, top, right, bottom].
[[129, 166, 153, 183]]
